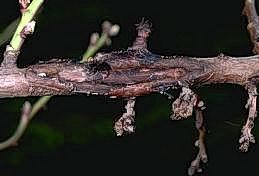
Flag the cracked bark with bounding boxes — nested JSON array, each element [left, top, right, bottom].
[[1, 49, 259, 98], [1, 11, 259, 98]]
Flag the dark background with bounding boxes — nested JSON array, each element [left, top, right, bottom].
[[0, 0, 259, 175]]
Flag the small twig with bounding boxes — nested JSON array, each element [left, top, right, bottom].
[[239, 84, 257, 152], [188, 101, 207, 176], [0, 96, 51, 151], [0, 101, 31, 150], [1, 0, 43, 68], [81, 21, 120, 62], [30, 96, 52, 118], [10, 0, 44, 51]]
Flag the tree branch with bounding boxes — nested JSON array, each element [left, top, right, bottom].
[[10, 0, 44, 51], [1, 50, 259, 98]]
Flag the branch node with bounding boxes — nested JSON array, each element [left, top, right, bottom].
[[130, 18, 151, 50]]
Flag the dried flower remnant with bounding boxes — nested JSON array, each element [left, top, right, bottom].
[[114, 97, 136, 136], [171, 87, 197, 120]]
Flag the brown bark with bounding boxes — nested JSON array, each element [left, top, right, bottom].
[[0, 49, 259, 99], [0, 1, 259, 100]]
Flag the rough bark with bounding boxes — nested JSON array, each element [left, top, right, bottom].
[[0, 3, 259, 99], [1, 48, 259, 99]]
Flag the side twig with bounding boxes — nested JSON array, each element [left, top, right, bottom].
[[1, 0, 42, 67], [10, 0, 44, 51], [239, 83, 257, 152], [81, 21, 119, 62], [0, 102, 31, 150], [188, 100, 207, 175], [0, 96, 51, 150]]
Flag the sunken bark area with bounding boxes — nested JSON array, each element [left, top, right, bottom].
[[1, 50, 259, 98]]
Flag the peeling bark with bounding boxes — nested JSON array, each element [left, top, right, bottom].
[[1, 50, 259, 98], [1, 10, 259, 99]]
